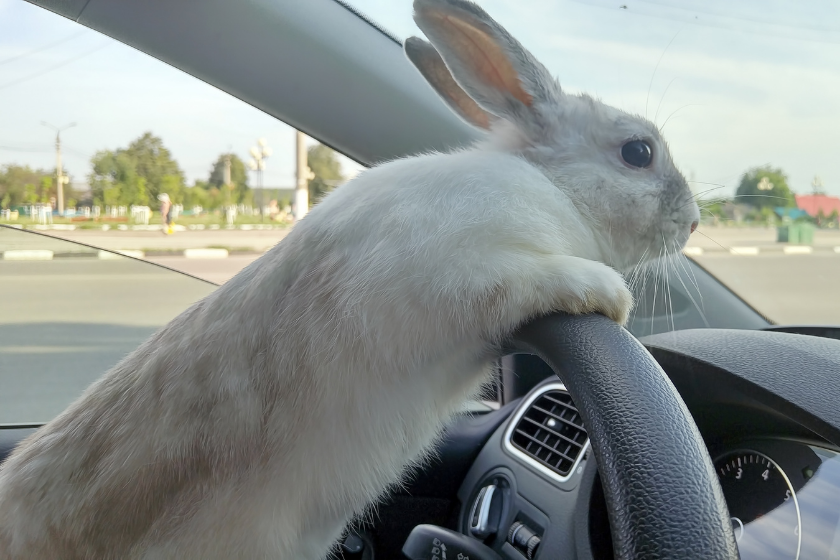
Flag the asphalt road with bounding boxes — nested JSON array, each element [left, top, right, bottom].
[[692, 253, 840, 325], [148, 254, 263, 285], [0, 259, 216, 423], [148, 246, 840, 327], [3, 226, 839, 424]]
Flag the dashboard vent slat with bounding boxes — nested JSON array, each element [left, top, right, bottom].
[[530, 404, 583, 431], [507, 387, 589, 479], [519, 415, 581, 448]]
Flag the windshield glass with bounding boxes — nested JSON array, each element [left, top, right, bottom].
[[0, 0, 363, 424], [0, 225, 217, 423], [348, 0, 840, 326], [0, 0, 836, 424]]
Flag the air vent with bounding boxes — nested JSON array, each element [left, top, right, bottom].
[[504, 382, 590, 482]]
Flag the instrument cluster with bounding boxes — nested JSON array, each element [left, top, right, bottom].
[[711, 440, 840, 560]]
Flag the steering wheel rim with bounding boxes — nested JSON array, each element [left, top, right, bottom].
[[507, 313, 739, 560]]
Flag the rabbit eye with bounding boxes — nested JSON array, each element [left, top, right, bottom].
[[621, 140, 652, 168]]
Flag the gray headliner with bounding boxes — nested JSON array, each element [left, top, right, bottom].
[[26, 0, 480, 166]]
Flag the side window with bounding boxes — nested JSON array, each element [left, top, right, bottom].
[[0, 226, 217, 424], [0, 2, 361, 423]]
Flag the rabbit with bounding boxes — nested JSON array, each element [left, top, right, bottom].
[[0, 0, 700, 558]]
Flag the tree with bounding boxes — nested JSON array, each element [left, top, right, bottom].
[[208, 153, 249, 204], [182, 183, 209, 210], [89, 133, 185, 207], [307, 144, 345, 203], [735, 166, 796, 210], [0, 164, 53, 209], [90, 150, 141, 207], [39, 176, 53, 204], [126, 132, 184, 202], [829, 209, 840, 228], [23, 183, 38, 205]]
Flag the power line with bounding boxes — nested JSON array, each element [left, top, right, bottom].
[[0, 42, 111, 93], [567, 0, 840, 47], [0, 145, 53, 153], [0, 143, 89, 157], [61, 145, 91, 159], [0, 30, 88, 67], [631, 0, 840, 37]]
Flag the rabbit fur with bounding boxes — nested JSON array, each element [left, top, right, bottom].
[[0, 0, 700, 558]]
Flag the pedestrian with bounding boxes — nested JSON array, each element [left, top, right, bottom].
[[158, 193, 173, 235]]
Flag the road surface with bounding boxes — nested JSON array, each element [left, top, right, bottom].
[[148, 255, 262, 285], [0, 258, 216, 423]]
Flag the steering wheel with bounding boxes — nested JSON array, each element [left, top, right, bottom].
[[507, 313, 739, 560]]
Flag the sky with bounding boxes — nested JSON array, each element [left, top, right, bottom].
[[0, 0, 364, 191], [1, 0, 839, 198]]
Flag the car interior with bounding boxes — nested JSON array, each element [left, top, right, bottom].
[[3, 1, 840, 559]]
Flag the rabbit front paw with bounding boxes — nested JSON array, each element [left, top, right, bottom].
[[552, 259, 633, 326]]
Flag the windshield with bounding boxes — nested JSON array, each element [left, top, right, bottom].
[[0, 225, 216, 423], [347, 0, 840, 326], [0, 0, 834, 425]]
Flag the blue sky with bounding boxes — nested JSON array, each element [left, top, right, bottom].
[[1, 0, 839, 197]]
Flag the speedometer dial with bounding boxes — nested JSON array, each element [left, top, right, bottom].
[[715, 451, 801, 560]]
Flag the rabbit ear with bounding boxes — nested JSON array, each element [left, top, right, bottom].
[[404, 37, 494, 130], [412, 0, 559, 133]]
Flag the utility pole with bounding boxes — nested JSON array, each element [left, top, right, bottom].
[[224, 153, 232, 208], [295, 130, 314, 221], [248, 139, 271, 220], [42, 121, 76, 215]]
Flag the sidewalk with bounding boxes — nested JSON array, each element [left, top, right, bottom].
[[18, 228, 291, 253]]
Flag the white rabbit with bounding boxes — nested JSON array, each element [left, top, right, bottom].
[[0, 0, 699, 558]]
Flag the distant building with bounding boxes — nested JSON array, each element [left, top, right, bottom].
[[795, 194, 840, 217]]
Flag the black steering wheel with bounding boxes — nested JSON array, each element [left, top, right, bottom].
[[507, 313, 739, 560]]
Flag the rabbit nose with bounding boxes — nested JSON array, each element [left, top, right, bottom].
[[690, 221, 698, 233]]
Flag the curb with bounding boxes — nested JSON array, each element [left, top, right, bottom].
[[1, 249, 256, 261], [783, 246, 813, 255], [729, 246, 760, 256], [4, 223, 290, 232], [98, 250, 146, 260], [685, 245, 840, 256], [6, 245, 838, 261], [183, 248, 229, 259], [2, 249, 54, 260]]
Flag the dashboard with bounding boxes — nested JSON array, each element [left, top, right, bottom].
[[450, 328, 840, 560], [3, 328, 840, 560]]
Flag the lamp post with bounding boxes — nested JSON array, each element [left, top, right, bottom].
[[41, 121, 76, 215], [295, 131, 315, 221], [248, 138, 271, 220]]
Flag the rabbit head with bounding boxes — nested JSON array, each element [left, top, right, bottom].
[[405, 0, 700, 273]]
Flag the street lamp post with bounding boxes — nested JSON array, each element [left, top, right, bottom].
[[41, 121, 76, 216], [248, 138, 272, 220], [294, 130, 316, 222]]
